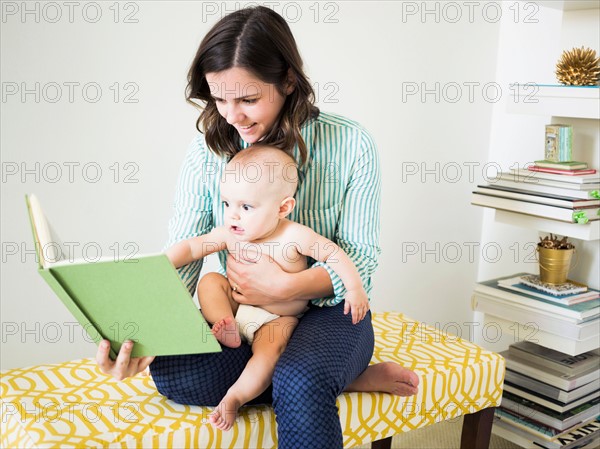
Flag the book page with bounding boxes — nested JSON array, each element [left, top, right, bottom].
[[27, 194, 65, 267], [49, 252, 162, 267]]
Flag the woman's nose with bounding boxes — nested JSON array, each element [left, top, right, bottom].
[[225, 103, 244, 125]]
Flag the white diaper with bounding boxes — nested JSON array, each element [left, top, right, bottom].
[[235, 304, 280, 344]]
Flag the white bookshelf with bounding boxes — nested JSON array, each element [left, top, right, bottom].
[[488, 87, 600, 351], [494, 210, 600, 241], [482, 315, 599, 356], [507, 84, 600, 119], [485, 3, 600, 447]]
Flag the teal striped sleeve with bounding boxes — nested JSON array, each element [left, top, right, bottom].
[[164, 135, 214, 296], [311, 128, 382, 306]]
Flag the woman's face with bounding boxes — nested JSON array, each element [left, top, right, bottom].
[[206, 67, 288, 144]]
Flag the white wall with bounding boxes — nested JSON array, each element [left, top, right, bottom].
[[1, 1, 505, 369]]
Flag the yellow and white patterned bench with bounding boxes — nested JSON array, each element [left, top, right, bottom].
[[0, 312, 505, 448]]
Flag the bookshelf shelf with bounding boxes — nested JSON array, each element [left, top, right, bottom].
[[507, 85, 600, 119], [482, 315, 599, 356], [494, 210, 600, 241]]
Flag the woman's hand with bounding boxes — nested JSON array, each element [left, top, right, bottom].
[[95, 340, 155, 381], [226, 253, 292, 305]]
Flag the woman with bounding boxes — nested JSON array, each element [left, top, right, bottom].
[[96, 6, 419, 448]]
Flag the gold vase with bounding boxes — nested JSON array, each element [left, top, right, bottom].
[[537, 246, 574, 285]]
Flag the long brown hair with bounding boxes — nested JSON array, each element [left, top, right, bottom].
[[186, 6, 319, 165]]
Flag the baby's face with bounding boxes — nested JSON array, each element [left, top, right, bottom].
[[220, 173, 284, 242]]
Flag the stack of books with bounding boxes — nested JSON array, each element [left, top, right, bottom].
[[496, 341, 600, 449], [473, 273, 600, 447], [471, 167, 600, 224], [472, 273, 600, 353], [498, 275, 599, 306]]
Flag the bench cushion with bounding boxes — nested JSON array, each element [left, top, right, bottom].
[[0, 312, 505, 448]]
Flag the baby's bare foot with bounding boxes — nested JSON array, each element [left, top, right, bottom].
[[346, 362, 420, 396], [208, 394, 243, 431], [211, 316, 241, 348]]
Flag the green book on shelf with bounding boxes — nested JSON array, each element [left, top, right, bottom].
[[26, 194, 221, 360], [534, 160, 589, 170]]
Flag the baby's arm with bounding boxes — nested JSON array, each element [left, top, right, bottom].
[[165, 227, 228, 269], [291, 224, 369, 324]]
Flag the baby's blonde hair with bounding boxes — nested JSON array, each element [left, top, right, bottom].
[[225, 145, 299, 199]]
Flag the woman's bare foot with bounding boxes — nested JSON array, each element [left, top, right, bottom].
[[211, 316, 241, 348], [345, 362, 419, 396], [209, 393, 243, 431]]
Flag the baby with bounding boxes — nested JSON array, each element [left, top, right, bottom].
[[166, 144, 369, 430]]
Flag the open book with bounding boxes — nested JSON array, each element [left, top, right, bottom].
[[26, 194, 221, 359]]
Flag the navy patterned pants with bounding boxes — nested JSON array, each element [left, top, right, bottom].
[[150, 302, 375, 449]]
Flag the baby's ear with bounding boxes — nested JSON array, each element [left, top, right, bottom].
[[279, 197, 296, 218]]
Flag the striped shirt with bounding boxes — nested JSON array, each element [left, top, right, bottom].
[[166, 111, 381, 307]]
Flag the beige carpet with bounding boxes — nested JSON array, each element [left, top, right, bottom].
[[355, 416, 522, 448]]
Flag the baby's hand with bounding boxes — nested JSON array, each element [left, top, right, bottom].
[[343, 289, 370, 324]]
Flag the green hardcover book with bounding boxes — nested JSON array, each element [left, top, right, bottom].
[[534, 160, 589, 170], [26, 194, 221, 360]]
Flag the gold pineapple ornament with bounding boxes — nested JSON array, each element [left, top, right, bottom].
[[555, 47, 600, 86]]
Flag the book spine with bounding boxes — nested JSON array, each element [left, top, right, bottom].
[[510, 344, 598, 373], [565, 126, 572, 162], [471, 193, 574, 222], [509, 348, 572, 374], [512, 168, 600, 185], [474, 295, 589, 340], [503, 369, 594, 403], [475, 283, 584, 319], [493, 178, 598, 197], [493, 419, 544, 448], [554, 418, 600, 446], [546, 126, 559, 162], [558, 126, 573, 162], [529, 167, 597, 176], [534, 160, 588, 170], [500, 397, 561, 429], [543, 125, 573, 163], [560, 128, 565, 162], [496, 407, 561, 438], [503, 356, 574, 391], [517, 276, 591, 297], [505, 381, 600, 414]]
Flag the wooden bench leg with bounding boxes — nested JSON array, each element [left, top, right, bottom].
[[371, 436, 392, 449], [370, 407, 495, 449], [460, 407, 496, 449]]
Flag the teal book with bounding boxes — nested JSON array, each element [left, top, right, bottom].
[[26, 194, 221, 360]]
